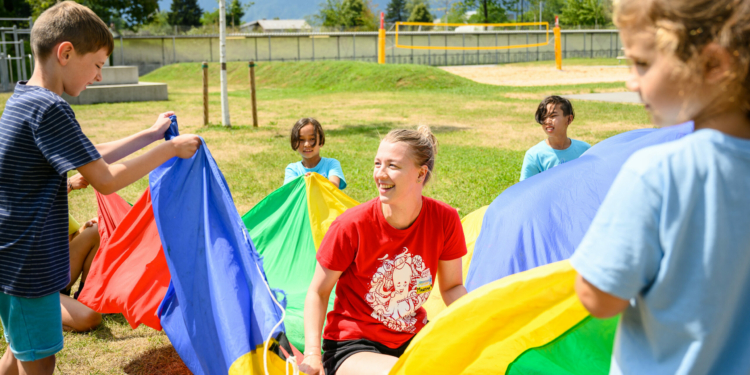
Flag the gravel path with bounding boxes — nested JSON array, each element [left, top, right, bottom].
[[440, 64, 631, 86]]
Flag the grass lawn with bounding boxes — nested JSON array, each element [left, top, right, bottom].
[[0, 59, 648, 374]]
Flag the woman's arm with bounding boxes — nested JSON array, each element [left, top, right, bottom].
[[437, 258, 467, 307], [300, 263, 343, 375], [95, 112, 174, 164]]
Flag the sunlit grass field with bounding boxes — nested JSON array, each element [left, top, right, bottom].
[[0, 58, 647, 374]]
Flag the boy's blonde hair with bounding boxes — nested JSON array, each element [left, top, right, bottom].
[[31, 1, 114, 62], [614, 0, 750, 118]]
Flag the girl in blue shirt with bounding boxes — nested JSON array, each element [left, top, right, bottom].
[[520, 96, 590, 181], [284, 118, 347, 189], [570, 0, 750, 374]]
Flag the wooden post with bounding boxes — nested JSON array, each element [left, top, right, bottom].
[[249, 61, 258, 128], [202, 61, 208, 126]]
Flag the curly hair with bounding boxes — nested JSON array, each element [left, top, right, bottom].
[[614, 0, 750, 119]]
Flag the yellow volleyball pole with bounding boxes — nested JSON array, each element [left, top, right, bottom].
[[554, 16, 562, 70], [378, 12, 386, 64]]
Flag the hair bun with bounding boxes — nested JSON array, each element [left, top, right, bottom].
[[416, 124, 438, 156]]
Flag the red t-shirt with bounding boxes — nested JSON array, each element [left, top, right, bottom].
[[317, 196, 467, 348]]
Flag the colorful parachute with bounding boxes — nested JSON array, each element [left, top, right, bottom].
[[466, 122, 694, 289], [78, 188, 169, 330], [80, 141, 302, 375], [79, 119, 696, 374], [391, 260, 618, 374], [241, 173, 358, 352], [151, 142, 295, 375], [393, 123, 693, 374]]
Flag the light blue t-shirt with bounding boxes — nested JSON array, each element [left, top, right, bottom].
[[284, 157, 347, 189], [520, 139, 591, 181], [570, 128, 750, 375]]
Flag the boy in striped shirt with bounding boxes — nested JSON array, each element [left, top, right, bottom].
[[0, 2, 201, 374]]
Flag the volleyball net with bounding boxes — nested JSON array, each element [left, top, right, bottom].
[[394, 21, 551, 51]]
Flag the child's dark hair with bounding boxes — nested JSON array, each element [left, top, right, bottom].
[[535, 96, 575, 125], [290, 118, 325, 151]]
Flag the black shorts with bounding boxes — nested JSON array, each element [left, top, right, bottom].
[[322, 338, 413, 375]]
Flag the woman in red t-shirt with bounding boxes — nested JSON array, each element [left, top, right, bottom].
[[300, 126, 468, 375]]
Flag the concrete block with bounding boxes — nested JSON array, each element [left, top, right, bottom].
[[62, 82, 168, 105], [92, 66, 139, 86]]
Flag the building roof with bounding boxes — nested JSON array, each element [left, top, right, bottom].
[[240, 19, 311, 31]]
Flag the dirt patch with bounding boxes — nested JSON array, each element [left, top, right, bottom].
[[441, 65, 631, 86]]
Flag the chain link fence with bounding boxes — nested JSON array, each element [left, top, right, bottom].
[[113, 29, 622, 75]]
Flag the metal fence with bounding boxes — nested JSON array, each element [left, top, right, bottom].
[[0, 18, 33, 92], [113, 29, 622, 75]]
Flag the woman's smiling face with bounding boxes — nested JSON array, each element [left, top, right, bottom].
[[373, 141, 425, 206]]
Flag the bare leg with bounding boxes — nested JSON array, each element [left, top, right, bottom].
[[79, 231, 100, 284], [0, 350, 19, 375], [336, 352, 399, 375], [17, 355, 55, 375], [60, 294, 101, 332], [66, 224, 100, 290], [0, 350, 55, 375]]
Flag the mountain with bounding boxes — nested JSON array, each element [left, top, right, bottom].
[[157, 0, 386, 24]]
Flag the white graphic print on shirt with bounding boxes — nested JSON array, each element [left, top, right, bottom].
[[365, 248, 432, 333]]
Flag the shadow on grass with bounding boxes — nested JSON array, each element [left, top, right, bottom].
[[328, 123, 466, 138], [86, 314, 153, 343], [123, 345, 190, 375]]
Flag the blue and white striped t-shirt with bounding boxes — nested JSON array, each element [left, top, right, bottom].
[[0, 82, 100, 298]]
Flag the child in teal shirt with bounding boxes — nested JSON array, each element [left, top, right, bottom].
[[284, 118, 346, 189], [520, 96, 590, 181]]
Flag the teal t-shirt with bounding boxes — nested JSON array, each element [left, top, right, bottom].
[[520, 139, 591, 181], [283, 157, 347, 190], [570, 129, 750, 374]]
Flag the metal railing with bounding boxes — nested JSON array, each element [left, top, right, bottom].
[[112, 29, 622, 75], [0, 18, 33, 92]]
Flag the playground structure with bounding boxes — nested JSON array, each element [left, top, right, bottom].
[[0, 18, 32, 92]]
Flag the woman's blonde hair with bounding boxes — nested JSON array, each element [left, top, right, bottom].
[[383, 125, 438, 185], [614, 0, 750, 119]]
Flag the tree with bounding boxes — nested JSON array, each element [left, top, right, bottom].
[[407, 2, 433, 22], [316, 0, 376, 30], [200, 0, 251, 28], [561, 0, 609, 27], [465, 0, 508, 23], [520, 0, 566, 24], [200, 8, 220, 26], [26, 0, 158, 29], [227, 0, 253, 27], [168, 0, 203, 27], [442, 0, 508, 24], [385, 0, 408, 23], [0, 0, 32, 19]]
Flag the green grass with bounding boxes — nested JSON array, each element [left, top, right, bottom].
[[141, 60, 629, 97], [0, 59, 649, 374]]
